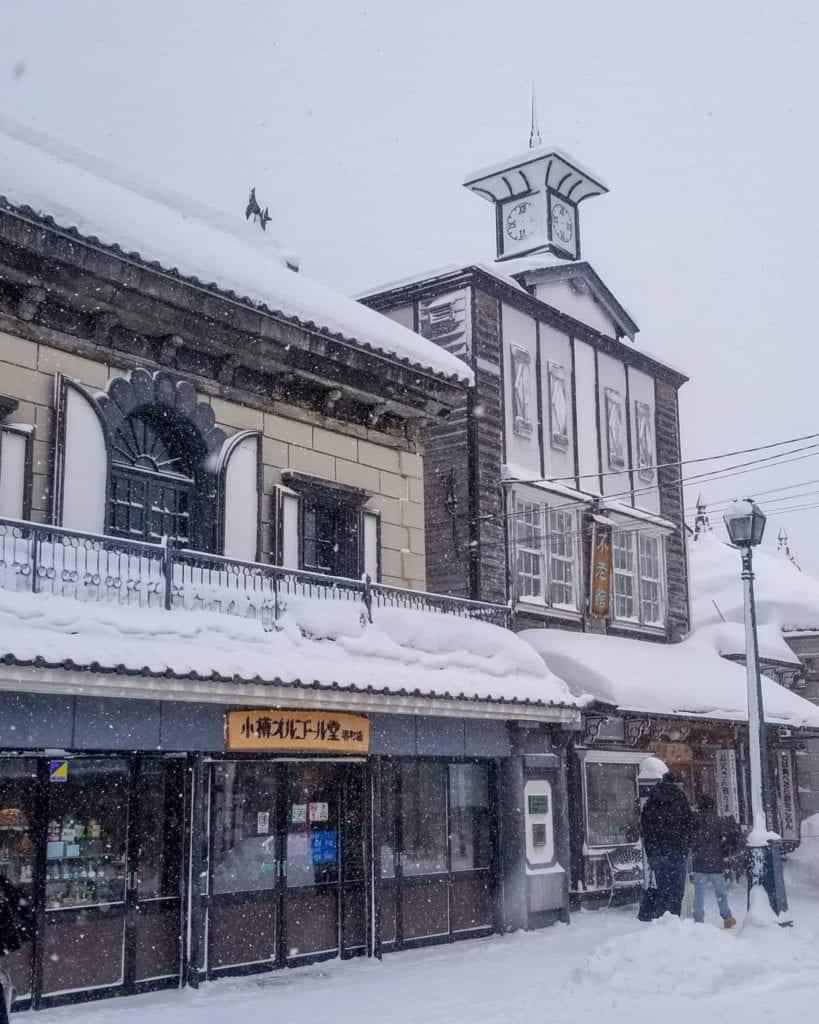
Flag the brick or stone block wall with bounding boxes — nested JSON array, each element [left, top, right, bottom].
[[655, 380, 690, 638], [0, 331, 426, 591]]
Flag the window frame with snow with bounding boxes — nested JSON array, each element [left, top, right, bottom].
[[610, 528, 666, 630], [512, 490, 581, 614]]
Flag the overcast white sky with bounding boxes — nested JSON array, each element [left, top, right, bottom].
[[2, 1, 819, 569]]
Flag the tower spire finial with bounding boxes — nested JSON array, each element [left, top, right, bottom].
[[529, 83, 542, 149]]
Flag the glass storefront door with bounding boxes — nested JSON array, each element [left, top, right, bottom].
[[41, 758, 131, 997], [380, 760, 496, 951], [0, 758, 38, 1001], [206, 760, 366, 976], [0, 755, 188, 1006]]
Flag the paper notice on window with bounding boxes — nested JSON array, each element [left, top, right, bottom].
[[291, 804, 307, 824], [309, 802, 329, 823], [257, 811, 270, 834]]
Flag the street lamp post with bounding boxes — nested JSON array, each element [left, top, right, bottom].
[[722, 498, 788, 918]]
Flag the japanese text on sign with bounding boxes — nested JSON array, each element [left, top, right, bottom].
[[226, 710, 370, 753], [776, 749, 798, 840], [589, 524, 612, 619]]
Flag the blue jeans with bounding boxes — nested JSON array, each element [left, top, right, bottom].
[[693, 872, 733, 923], [649, 853, 688, 916]]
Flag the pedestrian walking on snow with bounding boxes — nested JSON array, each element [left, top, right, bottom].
[[691, 794, 738, 928], [640, 770, 694, 917]]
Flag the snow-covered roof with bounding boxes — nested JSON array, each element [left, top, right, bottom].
[[0, 115, 472, 386], [0, 589, 579, 722], [690, 533, 819, 633], [463, 145, 609, 199], [520, 627, 819, 728]]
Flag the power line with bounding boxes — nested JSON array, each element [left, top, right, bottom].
[[501, 443, 819, 527], [684, 477, 819, 514], [518, 430, 819, 486]]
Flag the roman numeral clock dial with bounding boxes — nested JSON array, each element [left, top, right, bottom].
[[505, 200, 537, 242], [550, 199, 575, 251]]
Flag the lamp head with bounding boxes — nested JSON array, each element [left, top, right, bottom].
[[723, 498, 766, 548]]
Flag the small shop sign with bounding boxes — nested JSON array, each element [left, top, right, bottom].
[[589, 521, 612, 619], [715, 749, 740, 820], [776, 749, 798, 841], [48, 759, 69, 783], [226, 710, 370, 754]]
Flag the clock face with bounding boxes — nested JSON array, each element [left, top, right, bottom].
[[505, 200, 538, 242], [550, 199, 575, 248]]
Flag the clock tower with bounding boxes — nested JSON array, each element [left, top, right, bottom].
[[463, 143, 608, 262]]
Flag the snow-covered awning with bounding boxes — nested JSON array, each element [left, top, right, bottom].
[[520, 627, 819, 728], [0, 115, 472, 386], [0, 589, 579, 725]]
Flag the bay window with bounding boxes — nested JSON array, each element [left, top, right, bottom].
[[513, 496, 579, 611], [611, 529, 665, 628]]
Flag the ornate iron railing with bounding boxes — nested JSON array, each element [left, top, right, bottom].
[[0, 516, 511, 629]]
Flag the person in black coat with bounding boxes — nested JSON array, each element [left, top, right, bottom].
[[0, 876, 33, 1024], [640, 770, 694, 917], [691, 795, 738, 927]]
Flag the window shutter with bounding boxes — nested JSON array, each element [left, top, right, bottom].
[[53, 374, 110, 533], [273, 484, 301, 569], [0, 426, 33, 520], [362, 508, 380, 581], [217, 430, 262, 561]]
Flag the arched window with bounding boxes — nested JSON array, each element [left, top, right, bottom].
[[98, 369, 226, 550]]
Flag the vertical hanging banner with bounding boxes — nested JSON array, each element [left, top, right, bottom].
[[776, 749, 798, 841], [715, 749, 740, 820], [589, 521, 612, 619]]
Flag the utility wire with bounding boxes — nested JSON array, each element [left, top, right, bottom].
[[517, 430, 819, 486]]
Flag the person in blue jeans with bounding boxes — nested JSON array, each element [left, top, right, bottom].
[[640, 771, 694, 917], [691, 794, 737, 928]]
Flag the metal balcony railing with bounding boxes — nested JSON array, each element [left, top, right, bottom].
[[0, 516, 511, 630]]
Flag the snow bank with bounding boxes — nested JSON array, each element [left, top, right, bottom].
[[582, 910, 813, 998], [0, 588, 576, 712], [520, 627, 819, 727], [0, 115, 472, 385]]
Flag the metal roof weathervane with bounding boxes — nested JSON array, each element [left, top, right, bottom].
[[245, 187, 272, 231]]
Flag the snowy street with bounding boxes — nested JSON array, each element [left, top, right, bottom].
[[31, 845, 819, 1024]]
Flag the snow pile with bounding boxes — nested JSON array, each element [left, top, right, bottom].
[[690, 533, 819, 633], [521, 627, 819, 726], [0, 115, 471, 385], [582, 909, 814, 998], [0, 588, 576, 712]]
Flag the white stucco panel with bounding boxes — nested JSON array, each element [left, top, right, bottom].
[[573, 339, 600, 494], [534, 278, 619, 337], [61, 383, 107, 534], [0, 430, 26, 519], [597, 352, 630, 501], [538, 323, 574, 483], [627, 367, 660, 515], [502, 303, 540, 476], [223, 432, 260, 562]]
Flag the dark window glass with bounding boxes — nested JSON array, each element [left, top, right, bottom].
[[135, 760, 184, 899], [44, 758, 130, 909], [400, 763, 447, 877], [211, 763, 278, 894], [0, 759, 38, 997], [286, 763, 339, 888], [301, 497, 359, 578], [585, 762, 640, 847], [449, 764, 491, 872], [342, 770, 365, 882], [380, 764, 397, 879]]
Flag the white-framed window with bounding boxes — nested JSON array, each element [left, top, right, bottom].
[[638, 533, 663, 625], [513, 496, 579, 611], [548, 508, 576, 608], [611, 529, 666, 628], [515, 500, 544, 601]]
